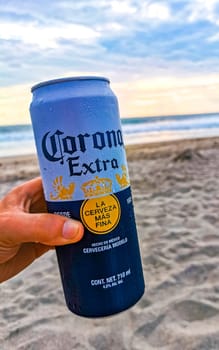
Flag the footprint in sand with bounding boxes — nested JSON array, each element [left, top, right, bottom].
[[172, 299, 219, 322]]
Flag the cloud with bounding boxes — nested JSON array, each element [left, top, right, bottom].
[[140, 2, 172, 21], [208, 32, 219, 42], [1, 0, 219, 123], [109, 1, 137, 15], [0, 20, 100, 49], [186, 0, 219, 24]]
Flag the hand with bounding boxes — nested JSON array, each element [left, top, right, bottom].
[[0, 177, 84, 282]]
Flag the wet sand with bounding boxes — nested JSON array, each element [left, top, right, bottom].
[[1, 137, 219, 350]]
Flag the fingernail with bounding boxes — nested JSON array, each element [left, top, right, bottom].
[[62, 220, 82, 240]]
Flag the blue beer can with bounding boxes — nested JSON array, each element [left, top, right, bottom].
[[30, 76, 145, 317]]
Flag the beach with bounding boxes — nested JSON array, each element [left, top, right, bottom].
[[1, 137, 219, 350]]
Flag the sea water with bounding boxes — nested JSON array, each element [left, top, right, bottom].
[[1, 113, 219, 157], [0, 124, 35, 157]]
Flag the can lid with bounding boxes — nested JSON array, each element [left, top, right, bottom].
[[31, 76, 110, 92]]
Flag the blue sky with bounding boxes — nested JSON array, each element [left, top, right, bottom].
[[1, 0, 219, 124]]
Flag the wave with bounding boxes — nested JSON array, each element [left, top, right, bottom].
[[0, 124, 33, 143], [121, 113, 219, 135], [1, 113, 219, 156]]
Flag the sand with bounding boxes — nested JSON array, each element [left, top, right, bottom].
[[1, 137, 219, 350]]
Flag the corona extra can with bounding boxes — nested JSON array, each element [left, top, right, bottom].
[[30, 76, 145, 317]]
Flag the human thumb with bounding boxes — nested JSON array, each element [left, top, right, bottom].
[[0, 211, 84, 247]]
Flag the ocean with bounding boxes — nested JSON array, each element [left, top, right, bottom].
[[1, 113, 219, 157]]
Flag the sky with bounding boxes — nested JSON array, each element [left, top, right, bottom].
[[1, 0, 219, 125]]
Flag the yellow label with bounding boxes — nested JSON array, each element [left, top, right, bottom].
[[80, 194, 121, 234]]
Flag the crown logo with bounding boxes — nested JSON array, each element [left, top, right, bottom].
[[81, 176, 112, 198], [50, 176, 75, 200], [115, 165, 130, 189]]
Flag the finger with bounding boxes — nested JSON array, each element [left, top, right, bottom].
[[2, 177, 48, 213], [0, 244, 20, 264], [0, 243, 52, 283], [0, 211, 84, 246]]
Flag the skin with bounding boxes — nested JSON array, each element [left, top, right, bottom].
[[0, 177, 84, 283]]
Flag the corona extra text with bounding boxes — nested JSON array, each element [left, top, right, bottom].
[[42, 129, 124, 177]]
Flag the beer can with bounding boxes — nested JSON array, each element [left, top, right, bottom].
[[30, 76, 145, 317]]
